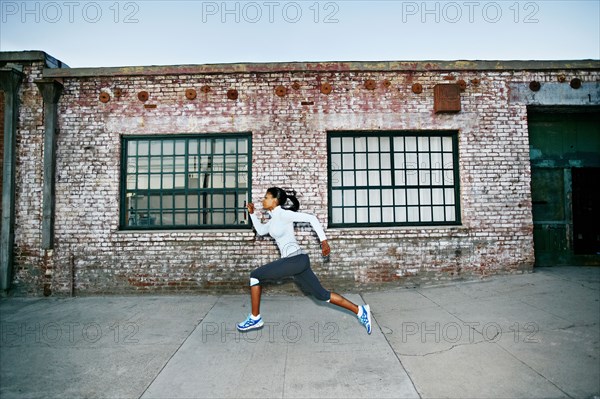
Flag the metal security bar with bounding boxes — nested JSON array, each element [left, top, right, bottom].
[[121, 134, 251, 229], [328, 131, 460, 227]]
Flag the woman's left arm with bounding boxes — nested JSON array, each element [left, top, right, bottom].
[[287, 211, 329, 256]]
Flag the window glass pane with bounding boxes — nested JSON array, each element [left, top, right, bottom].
[[162, 175, 174, 189], [419, 170, 431, 185], [418, 153, 431, 168], [332, 190, 342, 207], [369, 190, 381, 206], [150, 175, 161, 189], [367, 137, 379, 152], [128, 141, 137, 156], [343, 171, 355, 186], [238, 139, 248, 154], [380, 153, 391, 169], [442, 136, 453, 151], [367, 153, 379, 168], [357, 208, 369, 223], [368, 171, 380, 185], [357, 190, 368, 206], [355, 154, 367, 169], [406, 171, 418, 185], [214, 140, 225, 154], [342, 137, 354, 152], [405, 153, 418, 168], [444, 171, 454, 185], [150, 141, 162, 155], [382, 207, 394, 222], [343, 191, 355, 206], [395, 189, 406, 206], [443, 153, 454, 169], [382, 189, 394, 206], [331, 154, 342, 170], [393, 137, 404, 152], [420, 189, 431, 205], [175, 156, 186, 172], [418, 136, 429, 151], [407, 207, 420, 222], [433, 206, 445, 221], [430, 137, 442, 151], [344, 208, 355, 223], [332, 208, 343, 223], [380, 137, 390, 152], [138, 141, 149, 156], [420, 207, 432, 222], [431, 170, 443, 185], [355, 137, 366, 151], [395, 170, 405, 185], [138, 158, 149, 174], [431, 153, 443, 168], [342, 154, 354, 170], [225, 139, 237, 154], [331, 137, 341, 152], [405, 137, 417, 151], [446, 206, 456, 221], [149, 195, 161, 208], [356, 171, 367, 185], [381, 171, 392, 186], [369, 208, 381, 223], [445, 188, 455, 205], [395, 207, 407, 222], [163, 195, 173, 209], [407, 189, 419, 205], [432, 189, 444, 205], [163, 157, 174, 173], [163, 141, 174, 155], [127, 176, 136, 190]]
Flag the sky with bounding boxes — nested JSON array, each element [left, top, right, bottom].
[[1, 0, 599, 68]]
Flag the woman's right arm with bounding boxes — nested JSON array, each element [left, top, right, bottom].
[[248, 203, 270, 236]]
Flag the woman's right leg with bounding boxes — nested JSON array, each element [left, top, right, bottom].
[[251, 284, 261, 317]]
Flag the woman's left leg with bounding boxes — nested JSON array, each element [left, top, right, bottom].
[[294, 262, 372, 334]]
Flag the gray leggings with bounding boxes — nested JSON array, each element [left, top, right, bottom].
[[250, 253, 331, 302]]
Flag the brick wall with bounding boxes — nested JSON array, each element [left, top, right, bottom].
[[0, 90, 4, 203], [8, 60, 596, 296], [10, 61, 47, 295]]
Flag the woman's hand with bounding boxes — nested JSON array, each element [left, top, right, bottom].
[[321, 240, 331, 257], [247, 202, 255, 214]]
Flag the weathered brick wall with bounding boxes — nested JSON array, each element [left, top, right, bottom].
[[10, 62, 596, 296], [9, 61, 47, 296]]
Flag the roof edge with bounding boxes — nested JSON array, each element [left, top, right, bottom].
[[42, 59, 600, 78], [0, 51, 69, 69]]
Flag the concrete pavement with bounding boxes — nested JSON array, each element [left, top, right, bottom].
[[1, 266, 599, 399]]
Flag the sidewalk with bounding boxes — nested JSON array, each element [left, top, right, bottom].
[[1, 266, 598, 399]]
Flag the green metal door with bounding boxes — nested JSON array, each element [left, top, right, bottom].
[[528, 110, 600, 266]]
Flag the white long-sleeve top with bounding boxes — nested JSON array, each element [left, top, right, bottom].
[[249, 206, 327, 258]]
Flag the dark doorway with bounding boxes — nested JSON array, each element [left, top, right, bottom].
[[572, 168, 600, 255], [528, 109, 600, 266]]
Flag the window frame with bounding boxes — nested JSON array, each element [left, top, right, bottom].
[[327, 130, 461, 228], [119, 133, 252, 230]]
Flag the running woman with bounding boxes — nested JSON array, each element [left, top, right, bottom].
[[237, 187, 372, 334]]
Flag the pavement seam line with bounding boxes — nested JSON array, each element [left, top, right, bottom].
[[494, 338, 575, 399], [137, 296, 221, 399], [360, 293, 423, 399]]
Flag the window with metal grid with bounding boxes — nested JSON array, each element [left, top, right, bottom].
[[328, 131, 460, 227], [121, 134, 251, 229]]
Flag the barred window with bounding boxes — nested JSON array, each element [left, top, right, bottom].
[[121, 134, 251, 229], [328, 131, 460, 227]]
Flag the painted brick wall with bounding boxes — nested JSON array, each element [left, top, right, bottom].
[[9, 62, 595, 296]]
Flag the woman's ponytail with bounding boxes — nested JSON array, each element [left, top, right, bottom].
[[286, 190, 300, 212], [267, 187, 300, 212]]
